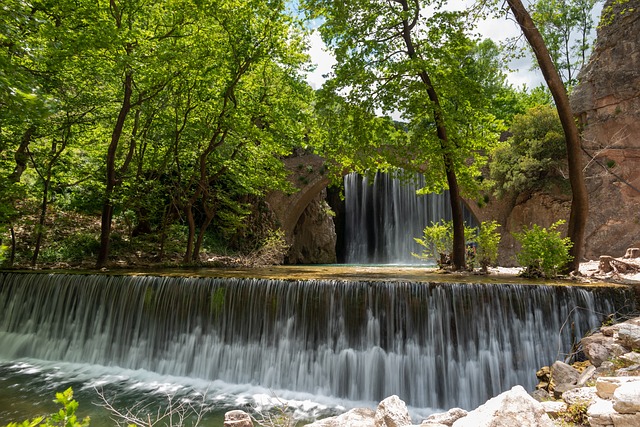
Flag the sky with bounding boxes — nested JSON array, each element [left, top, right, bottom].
[[304, 1, 603, 91]]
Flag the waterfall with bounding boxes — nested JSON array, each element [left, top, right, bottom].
[[343, 172, 477, 264], [0, 272, 631, 411]]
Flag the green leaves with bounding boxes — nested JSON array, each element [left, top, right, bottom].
[[514, 220, 573, 278], [4, 387, 90, 427]]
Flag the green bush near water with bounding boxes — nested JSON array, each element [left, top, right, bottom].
[[513, 220, 573, 278]]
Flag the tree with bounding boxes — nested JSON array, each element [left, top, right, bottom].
[[306, 0, 501, 270], [504, 0, 589, 273], [529, 0, 599, 87]]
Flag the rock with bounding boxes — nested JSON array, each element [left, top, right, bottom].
[[530, 389, 551, 402], [612, 381, 640, 413], [420, 408, 467, 426], [374, 395, 412, 427], [551, 361, 580, 385], [305, 408, 376, 427], [587, 397, 615, 427], [583, 340, 611, 367], [577, 365, 597, 387], [617, 324, 640, 349], [569, 0, 640, 260], [596, 376, 640, 399], [620, 352, 640, 365], [287, 189, 337, 264], [562, 386, 598, 406], [224, 410, 253, 427], [451, 385, 554, 427], [624, 248, 640, 259], [610, 412, 640, 427], [600, 256, 615, 273], [553, 382, 578, 399], [540, 400, 567, 418]]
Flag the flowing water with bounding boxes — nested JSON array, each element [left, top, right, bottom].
[[343, 172, 477, 264], [0, 271, 633, 424]]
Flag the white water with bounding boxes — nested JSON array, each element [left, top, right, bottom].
[[0, 271, 628, 420], [343, 172, 477, 264]]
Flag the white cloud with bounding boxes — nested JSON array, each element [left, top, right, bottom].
[[305, 30, 336, 90]]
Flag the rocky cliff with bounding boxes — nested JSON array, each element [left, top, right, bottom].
[[570, 0, 640, 260]]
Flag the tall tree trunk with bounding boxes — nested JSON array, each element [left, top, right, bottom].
[[506, 0, 589, 273], [96, 72, 133, 268], [399, 0, 466, 269]]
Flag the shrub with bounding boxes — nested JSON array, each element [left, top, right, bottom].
[[412, 220, 479, 269], [475, 220, 501, 273], [513, 220, 573, 278]]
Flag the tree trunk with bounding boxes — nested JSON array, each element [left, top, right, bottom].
[[8, 125, 35, 183], [96, 72, 133, 268], [399, 0, 465, 269], [506, 0, 588, 273], [183, 203, 196, 263]]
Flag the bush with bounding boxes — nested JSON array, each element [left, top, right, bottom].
[[475, 220, 501, 273], [513, 220, 573, 278], [412, 220, 485, 269]]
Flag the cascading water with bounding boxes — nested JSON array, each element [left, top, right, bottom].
[[343, 172, 477, 264], [0, 272, 632, 417]]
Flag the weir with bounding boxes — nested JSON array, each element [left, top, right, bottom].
[[343, 172, 477, 264], [0, 272, 632, 412]]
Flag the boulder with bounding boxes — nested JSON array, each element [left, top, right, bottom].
[[451, 385, 554, 427], [610, 412, 640, 427], [224, 410, 253, 427], [420, 408, 467, 426], [374, 395, 413, 427], [305, 408, 376, 427], [612, 381, 640, 414], [577, 365, 597, 387], [551, 361, 580, 385], [540, 400, 567, 418]]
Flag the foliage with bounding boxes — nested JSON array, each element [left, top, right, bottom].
[[489, 105, 567, 196], [530, 0, 600, 87], [4, 388, 90, 427], [513, 220, 573, 278], [475, 220, 502, 272], [412, 220, 477, 269], [245, 229, 290, 267], [0, 0, 316, 266], [556, 399, 590, 426]]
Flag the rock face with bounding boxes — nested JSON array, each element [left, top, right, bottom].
[[570, 0, 640, 260], [286, 189, 337, 264]]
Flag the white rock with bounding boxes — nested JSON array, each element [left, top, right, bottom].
[[540, 400, 567, 417], [577, 365, 597, 387], [451, 385, 554, 427], [562, 386, 598, 405], [421, 408, 467, 426], [612, 381, 640, 414], [374, 395, 413, 427], [587, 397, 615, 427], [620, 351, 640, 364], [596, 376, 640, 399], [618, 324, 640, 349], [305, 408, 376, 427]]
